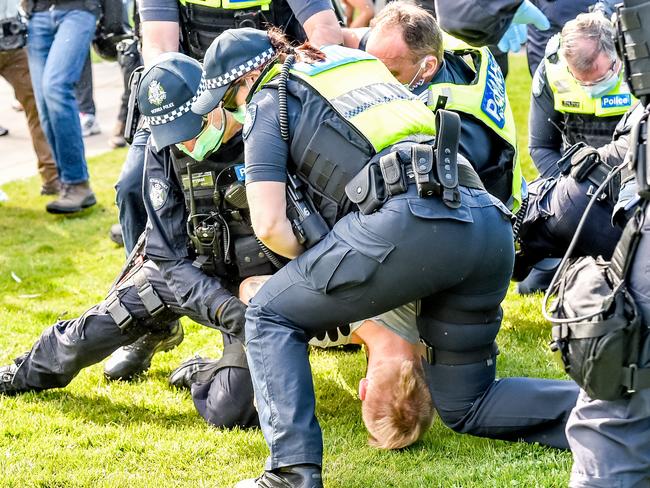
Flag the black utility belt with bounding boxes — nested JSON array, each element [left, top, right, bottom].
[[420, 339, 499, 366], [345, 145, 484, 215]]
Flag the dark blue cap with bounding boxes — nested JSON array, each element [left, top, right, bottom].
[[192, 28, 275, 115], [138, 52, 204, 150]]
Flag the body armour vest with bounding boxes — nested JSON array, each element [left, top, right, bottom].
[[177, 0, 303, 60], [544, 34, 636, 150], [256, 45, 438, 226], [170, 133, 274, 280], [422, 36, 522, 211]]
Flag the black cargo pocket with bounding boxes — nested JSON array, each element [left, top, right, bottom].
[[305, 229, 394, 296], [407, 199, 473, 223]]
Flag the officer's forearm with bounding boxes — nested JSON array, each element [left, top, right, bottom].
[[248, 180, 305, 258], [255, 218, 304, 259], [141, 21, 180, 68], [302, 10, 344, 47], [530, 146, 563, 179], [156, 257, 232, 329]]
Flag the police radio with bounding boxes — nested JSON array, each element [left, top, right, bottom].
[[124, 66, 144, 144], [286, 173, 329, 249]]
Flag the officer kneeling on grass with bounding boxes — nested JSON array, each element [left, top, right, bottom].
[[0, 53, 266, 429], [188, 26, 581, 488]]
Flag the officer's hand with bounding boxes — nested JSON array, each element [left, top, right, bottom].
[[512, 0, 550, 31], [498, 0, 550, 53], [216, 297, 247, 341], [497, 23, 528, 53]]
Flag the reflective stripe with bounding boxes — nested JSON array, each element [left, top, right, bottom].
[[330, 83, 415, 119], [424, 41, 522, 211]]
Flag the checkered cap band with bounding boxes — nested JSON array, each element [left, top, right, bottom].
[[145, 85, 205, 126], [199, 48, 275, 91]]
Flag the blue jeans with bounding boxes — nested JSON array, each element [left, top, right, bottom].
[[27, 9, 96, 185], [115, 128, 150, 253]]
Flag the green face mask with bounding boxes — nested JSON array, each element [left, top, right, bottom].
[[176, 118, 224, 161], [231, 104, 247, 124]]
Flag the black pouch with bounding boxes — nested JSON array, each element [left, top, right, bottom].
[[233, 236, 274, 278], [545, 208, 647, 400], [345, 162, 387, 215]]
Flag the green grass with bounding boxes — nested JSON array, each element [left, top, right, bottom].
[[0, 53, 570, 487]]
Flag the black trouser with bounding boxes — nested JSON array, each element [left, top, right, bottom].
[[10, 259, 255, 428], [518, 176, 622, 266]]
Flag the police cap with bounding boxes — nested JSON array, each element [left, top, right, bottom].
[[192, 28, 275, 115], [138, 53, 204, 151]]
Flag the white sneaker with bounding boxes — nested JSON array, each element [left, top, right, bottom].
[[80, 112, 101, 137]]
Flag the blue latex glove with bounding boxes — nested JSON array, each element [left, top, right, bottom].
[[497, 23, 528, 53], [498, 0, 550, 53]]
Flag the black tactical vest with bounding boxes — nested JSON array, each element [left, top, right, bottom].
[[563, 113, 624, 153], [178, 0, 305, 60], [170, 134, 276, 280]]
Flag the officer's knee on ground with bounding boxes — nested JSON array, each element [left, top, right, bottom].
[[361, 358, 434, 450]]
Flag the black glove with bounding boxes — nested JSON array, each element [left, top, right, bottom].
[[216, 297, 247, 341]]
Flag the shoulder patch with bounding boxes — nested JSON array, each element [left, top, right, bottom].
[[545, 33, 561, 58], [532, 68, 544, 98], [149, 177, 170, 211], [242, 103, 257, 140]]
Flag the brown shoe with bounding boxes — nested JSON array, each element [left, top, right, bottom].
[[40, 179, 62, 196], [46, 181, 96, 214]]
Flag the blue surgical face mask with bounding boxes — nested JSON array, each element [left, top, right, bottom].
[[581, 67, 621, 99]]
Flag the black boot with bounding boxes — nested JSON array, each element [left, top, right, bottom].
[[235, 464, 323, 488], [168, 356, 222, 389], [0, 364, 28, 395], [103, 321, 184, 381]]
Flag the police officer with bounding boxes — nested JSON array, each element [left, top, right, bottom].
[[191, 28, 579, 488], [530, 11, 635, 179], [515, 11, 636, 294], [0, 54, 262, 430], [106, 0, 344, 378], [514, 104, 643, 288], [345, 1, 523, 211]]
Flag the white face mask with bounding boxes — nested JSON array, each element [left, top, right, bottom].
[[576, 60, 621, 99], [404, 59, 427, 92]]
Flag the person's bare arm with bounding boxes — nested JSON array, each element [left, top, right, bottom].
[[141, 21, 180, 68], [247, 181, 304, 259], [342, 27, 369, 49], [343, 0, 374, 28]]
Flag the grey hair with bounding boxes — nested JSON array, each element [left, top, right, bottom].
[[560, 12, 617, 72]]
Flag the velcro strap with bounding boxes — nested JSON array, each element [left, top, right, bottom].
[[344, 162, 387, 215], [215, 342, 249, 371], [132, 271, 165, 317], [106, 292, 133, 331], [609, 207, 645, 283], [552, 316, 628, 341], [421, 340, 499, 366], [622, 364, 650, 393]]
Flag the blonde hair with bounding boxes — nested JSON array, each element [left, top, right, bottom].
[[362, 359, 434, 449]]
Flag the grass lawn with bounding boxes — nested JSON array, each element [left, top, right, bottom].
[[0, 53, 573, 487]]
